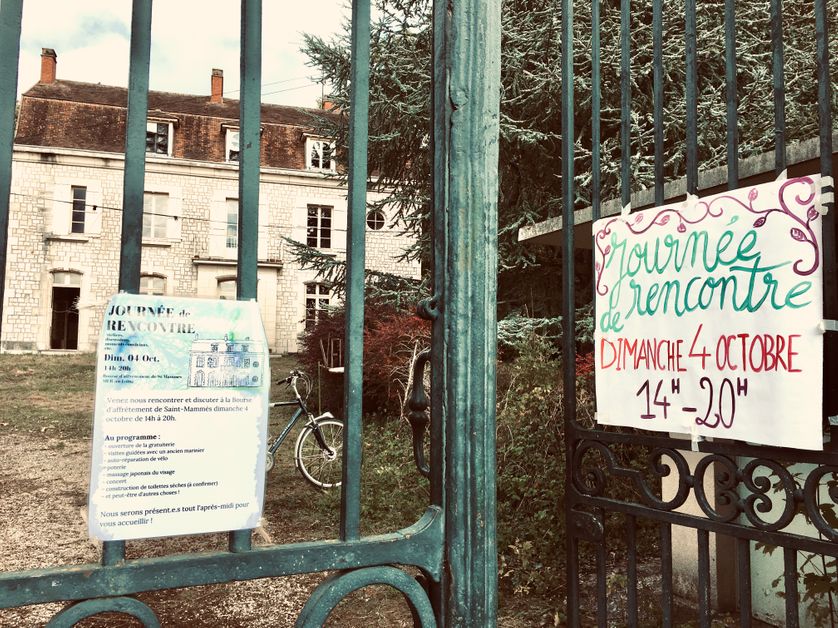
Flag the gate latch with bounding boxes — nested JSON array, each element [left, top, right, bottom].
[[407, 348, 431, 478]]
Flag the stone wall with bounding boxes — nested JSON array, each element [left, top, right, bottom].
[[1, 146, 420, 353]]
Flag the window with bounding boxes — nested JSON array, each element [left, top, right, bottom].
[[139, 274, 166, 295], [49, 182, 101, 237], [143, 192, 170, 240], [226, 199, 238, 250], [146, 122, 172, 156], [218, 278, 237, 300], [226, 129, 239, 162], [70, 186, 86, 234], [307, 204, 332, 248], [307, 138, 335, 171], [305, 283, 330, 329], [366, 209, 385, 230]]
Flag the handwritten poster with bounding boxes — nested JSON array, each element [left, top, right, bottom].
[[88, 294, 269, 540], [594, 176, 824, 450]]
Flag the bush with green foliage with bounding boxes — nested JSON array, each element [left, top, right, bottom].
[[496, 334, 570, 598]]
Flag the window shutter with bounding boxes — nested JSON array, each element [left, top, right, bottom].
[[257, 201, 268, 259], [86, 188, 103, 234], [50, 185, 71, 234], [165, 194, 182, 241], [208, 197, 226, 257]]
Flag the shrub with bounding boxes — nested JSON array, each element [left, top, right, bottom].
[[496, 333, 567, 598], [297, 300, 431, 415]]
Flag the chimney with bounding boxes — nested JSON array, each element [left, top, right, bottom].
[[40, 48, 57, 84], [210, 68, 223, 104], [321, 99, 338, 112]]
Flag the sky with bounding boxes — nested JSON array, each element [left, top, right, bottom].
[[16, 1, 349, 109]]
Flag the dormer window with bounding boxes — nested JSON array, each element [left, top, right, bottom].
[[226, 129, 239, 162], [146, 121, 172, 156], [306, 138, 335, 172]]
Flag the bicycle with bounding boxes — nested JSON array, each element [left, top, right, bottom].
[[265, 369, 344, 489]]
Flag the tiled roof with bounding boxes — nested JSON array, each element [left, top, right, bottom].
[[21, 80, 329, 127]]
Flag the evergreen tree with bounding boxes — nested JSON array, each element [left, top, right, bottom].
[[296, 0, 837, 315]]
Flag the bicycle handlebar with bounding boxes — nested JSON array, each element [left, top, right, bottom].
[[277, 370, 305, 390]]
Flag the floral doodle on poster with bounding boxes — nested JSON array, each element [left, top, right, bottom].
[[592, 176, 824, 450]]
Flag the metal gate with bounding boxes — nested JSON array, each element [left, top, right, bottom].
[[0, 0, 502, 625], [561, 0, 838, 626]]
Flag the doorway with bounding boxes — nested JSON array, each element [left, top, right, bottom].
[[50, 273, 80, 350]]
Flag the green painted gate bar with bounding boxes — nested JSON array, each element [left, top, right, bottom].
[[0, 0, 21, 334], [341, 0, 371, 543], [0, 0, 503, 625], [436, 0, 501, 623], [106, 0, 154, 568], [117, 0, 152, 297]]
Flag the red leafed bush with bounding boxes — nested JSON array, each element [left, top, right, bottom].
[[298, 301, 431, 415]]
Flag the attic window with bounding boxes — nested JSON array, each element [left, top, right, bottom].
[[226, 129, 239, 162], [146, 121, 172, 156], [306, 138, 335, 172]]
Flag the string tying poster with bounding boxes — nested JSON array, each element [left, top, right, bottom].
[[88, 294, 269, 540], [593, 176, 824, 450]]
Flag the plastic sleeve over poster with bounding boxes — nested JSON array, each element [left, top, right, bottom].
[[593, 176, 825, 450], [88, 294, 270, 540]]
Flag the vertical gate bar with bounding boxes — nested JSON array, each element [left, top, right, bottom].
[[229, 0, 262, 554], [737, 538, 752, 627], [101, 541, 126, 567], [442, 0, 501, 624], [627, 515, 638, 627], [235, 0, 261, 302], [620, 0, 631, 207], [117, 0, 153, 296], [814, 0, 833, 190], [684, 0, 697, 194], [596, 536, 607, 628], [770, 0, 786, 174], [562, 0, 579, 619], [428, 0, 450, 620], [339, 0, 371, 542], [697, 529, 711, 628], [592, 0, 601, 219], [105, 0, 153, 566], [724, 0, 739, 189], [661, 523, 673, 627], [0, 0, 23, 338], [783, 547, 800, 628], [814, 0, 837, 426], [652, 0, 664, 206]]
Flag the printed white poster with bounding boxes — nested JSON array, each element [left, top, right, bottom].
[[594, 176, 824, 450], [88, 294, 269, 540]]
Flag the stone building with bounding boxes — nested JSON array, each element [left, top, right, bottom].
[[1, 49, 418, 353]]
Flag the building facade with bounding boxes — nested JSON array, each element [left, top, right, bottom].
[[1, 49, 418, 353]]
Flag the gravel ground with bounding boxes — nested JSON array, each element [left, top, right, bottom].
[[0, 432, 395, 627]]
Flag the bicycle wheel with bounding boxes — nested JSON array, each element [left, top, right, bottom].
[[294, 418, 344, 489]]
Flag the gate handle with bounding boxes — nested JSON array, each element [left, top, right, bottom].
[[407, 348, 431, 478]]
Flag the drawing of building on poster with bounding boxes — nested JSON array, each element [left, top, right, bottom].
[[189, 337, 265, 388]]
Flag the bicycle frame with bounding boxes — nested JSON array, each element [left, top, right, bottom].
[[267, 400, 306, 457], [267, 392, 337, 458]]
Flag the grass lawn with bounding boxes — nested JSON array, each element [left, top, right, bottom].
[[0, 351, 431, 626], [0, 352, 559, 626]]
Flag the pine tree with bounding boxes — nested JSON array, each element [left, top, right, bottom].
[[296, 0, 838, 315]]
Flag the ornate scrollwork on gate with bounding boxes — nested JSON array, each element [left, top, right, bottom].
[[295, 566, 436, 627], [46, 596, 160, 628], [571, 436, 838, 538], [573, 439, 692, 510]]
